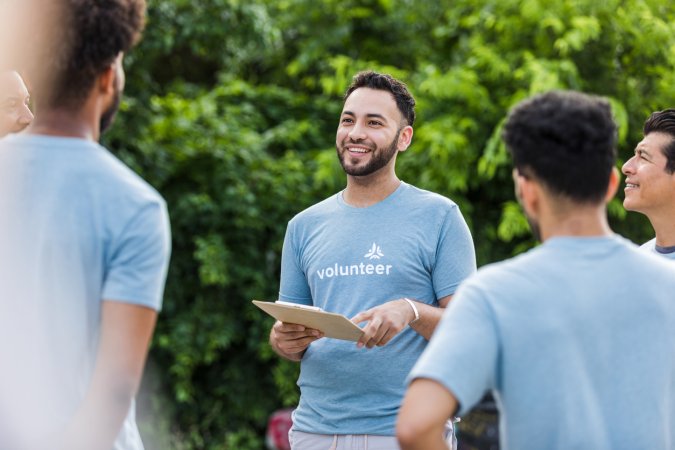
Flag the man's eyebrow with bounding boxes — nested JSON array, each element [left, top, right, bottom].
[[636, 145, 651, 156], [365, 113, 387, 121], [341, 110, 388, 121]]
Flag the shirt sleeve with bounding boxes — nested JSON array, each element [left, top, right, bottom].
[[432, 204, 477, 299], [408, 278, 498, 416], [102, 198, 171, 311], [278, 219, 313, 305]]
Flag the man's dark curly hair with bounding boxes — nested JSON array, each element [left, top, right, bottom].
[[643, 109, 675, 174], [343, 71, 416, 127], [24, 0, 145, 109], [502, 91, 617, 204]]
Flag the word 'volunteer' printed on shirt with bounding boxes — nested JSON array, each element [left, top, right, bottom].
[[316, 243, 393, 280]]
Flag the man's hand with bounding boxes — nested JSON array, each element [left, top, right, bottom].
[[351, 299, 414, 349], [270, 321, 323, 361]]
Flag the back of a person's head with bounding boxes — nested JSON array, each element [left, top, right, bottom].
[[502, 90, 617, 204], [343, 71, 416, 127], [13, 0, 146, 110], [643, 109, 675, 174]]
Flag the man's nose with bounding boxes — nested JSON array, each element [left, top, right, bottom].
[[622, 156, 636, 175], [18, 105, 33, 125], [348, 122, 367, 141]]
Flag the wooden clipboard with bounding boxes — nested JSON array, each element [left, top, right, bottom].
[[252, 300, 364, 342]]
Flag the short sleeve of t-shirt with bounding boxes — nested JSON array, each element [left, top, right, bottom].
[[432, 205, 477, 299], [409, 278, 498, 415], [278, 219, 313, 305], [102, 199, 171, 311]]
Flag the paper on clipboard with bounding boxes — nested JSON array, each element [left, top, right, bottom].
[[252, 300, 364, 342]]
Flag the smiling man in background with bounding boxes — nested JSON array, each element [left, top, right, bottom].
[[0, 70, 33, 137], [622, 109, 675, 260]]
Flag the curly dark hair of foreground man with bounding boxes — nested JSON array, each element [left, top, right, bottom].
[[13, 0, 146, 109]]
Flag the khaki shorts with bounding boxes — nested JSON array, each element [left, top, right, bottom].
[[289, 431, 400, 450], [288, 419, 458, 450]]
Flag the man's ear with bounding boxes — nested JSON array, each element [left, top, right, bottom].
[[515, 171, 540, 218], [605, 167, 620, 203], [397, 125, 414, 152], [97, 64, 116, 96]]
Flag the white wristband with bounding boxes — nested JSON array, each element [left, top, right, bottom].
[[403, 298, 420, 325]]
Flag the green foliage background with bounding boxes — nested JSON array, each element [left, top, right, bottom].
[[104, 0, 675, 448]]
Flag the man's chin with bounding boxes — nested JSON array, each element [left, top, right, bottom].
[[622, 198, 640, 213]]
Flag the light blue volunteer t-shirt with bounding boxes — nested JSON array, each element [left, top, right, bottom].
[[641, 237, 675, 260], [410, 235, 675, 450], [279, 181, 476, 435], [0, 135, 171, 450]]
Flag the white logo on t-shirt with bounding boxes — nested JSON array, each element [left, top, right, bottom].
[[364, 243, 384, 260], [316, 244, 392, 280]]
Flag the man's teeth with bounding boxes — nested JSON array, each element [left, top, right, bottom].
[[626, 183, 638, 188], [349, 148, 368, 153]]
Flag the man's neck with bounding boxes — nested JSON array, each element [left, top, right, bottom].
[[648, 212, 675, 247], [342, 171, 401, 208], [539, 205, 613, 241], [27, 105, 100, 142]]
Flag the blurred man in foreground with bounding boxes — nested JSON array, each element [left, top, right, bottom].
[[622, 109, 675, 260], [0, 1, 170, 449], [397, 91, 675, 450]]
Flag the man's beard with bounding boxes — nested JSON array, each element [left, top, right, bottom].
[[337, 129, 401, 177], [99, 84, 120, 135]]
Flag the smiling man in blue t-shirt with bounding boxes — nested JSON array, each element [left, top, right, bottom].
[[622, 109, 675, 260], [269, 71, 476, 449]]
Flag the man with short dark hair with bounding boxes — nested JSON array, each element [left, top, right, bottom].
[[397, 91, 675, 450], [0, 1, 170, 449], [622, 109, 675, 260], [270, 71, 476, 449]]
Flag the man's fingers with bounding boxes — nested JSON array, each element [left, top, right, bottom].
[[274, 321, 322, 336], [376, 329, 397, 347], [274, 321, 307, 333], [278, 335, 322, 353], [357, 317, 383, 348], [366, 324, 390, 348], [351, 310, 372, 325]]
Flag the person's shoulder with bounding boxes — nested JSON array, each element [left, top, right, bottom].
[[401, 183, 459, 210], [640, 237, 656, 251], [631, 238, 675, 267], [460, 245, 544, 293], [9, 135, 164, 204], [288, 192, 340, 225], [92, 145, 165, 204]]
